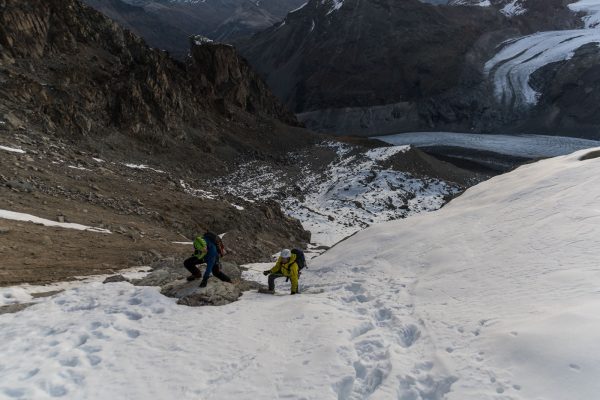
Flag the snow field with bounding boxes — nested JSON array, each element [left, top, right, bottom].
[[0, 267, 152, 307], [0, 280, 375, 400], [2, 148, 600, 398]]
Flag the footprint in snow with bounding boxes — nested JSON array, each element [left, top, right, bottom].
[[569, 363, 581, 371], [375, 308, 392, 322], [126, 329, 140, 339], [398, 324, 420, 348], [59, 357, 80, 367], [128, 297, 142, 305], [124, 311, 143, 321], [44, 383, 67, 397], [3, 388, 26, 398], [87, 354, 102, 366], [21, 368, 39, 380]]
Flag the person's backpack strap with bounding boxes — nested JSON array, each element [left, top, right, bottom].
[[204, 231, 226, 256]]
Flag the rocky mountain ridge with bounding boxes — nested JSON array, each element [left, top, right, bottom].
[[238, 0, 600, 138], [82, 0, 307, 58], [0, 0, 307, 174]]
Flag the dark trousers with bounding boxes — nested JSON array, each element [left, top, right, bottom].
[[268, 273, 286, 291], [183, 257, 231, 282]]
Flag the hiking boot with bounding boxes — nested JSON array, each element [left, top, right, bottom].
[[186, 274, 200, 282], [199, 278, 208, 288], [258, 288, 275, 294]]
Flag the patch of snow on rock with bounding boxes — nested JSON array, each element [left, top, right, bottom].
[[124, 163, 165, 173], [0, 210, 112, 234], [569, 0, 600, 28], [500, 0, 526, 16], [289, 1, 307, 13], [179, 180, 218, 200], [68, 165, 91, 171], [215, 142, 459, 247], [0, 145, 25, 154], [322, 0, 344, 15]]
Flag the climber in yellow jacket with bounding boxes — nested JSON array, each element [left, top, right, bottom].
[[263, 249, 299, 295]]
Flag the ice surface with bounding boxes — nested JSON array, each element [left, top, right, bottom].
[[486, 0, 600, 107], [569, 0, 600, 28], [485, 30, 600, 107], [376, 131, 600, 158]]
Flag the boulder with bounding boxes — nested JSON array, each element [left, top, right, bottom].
[[103, 275, 129, 284], [131, 258, 260, 306], [162, 279, 242, 306], [220, 261, 242, 280], [133, 268, 186, 287]]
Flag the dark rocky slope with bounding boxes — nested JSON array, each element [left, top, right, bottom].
[[238, 0, 592, 137], [0, 0, 306, 174], [83, 0, 307, 57]]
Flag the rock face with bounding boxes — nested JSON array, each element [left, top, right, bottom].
[[238, 0, 594, 137], [0, 0, 305, 173], [187, 36, 297, 125], [83, 0, 307, 57]]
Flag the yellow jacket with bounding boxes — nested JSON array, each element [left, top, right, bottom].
[[269, 254, 299, 294]]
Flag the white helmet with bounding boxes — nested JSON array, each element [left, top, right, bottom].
[[280, 248, 291, 258]]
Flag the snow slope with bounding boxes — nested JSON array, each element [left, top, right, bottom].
[[2, 148, 600, 399], [485, 0, 600, 107]]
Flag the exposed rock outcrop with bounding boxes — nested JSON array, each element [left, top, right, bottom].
[[0, 0, 306, 173], [134, 258, 262, 306]]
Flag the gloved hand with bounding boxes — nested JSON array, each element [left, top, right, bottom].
[[263, 270, 270, 276]]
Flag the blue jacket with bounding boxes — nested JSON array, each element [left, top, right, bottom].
[[202, 235, 219, 281]]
